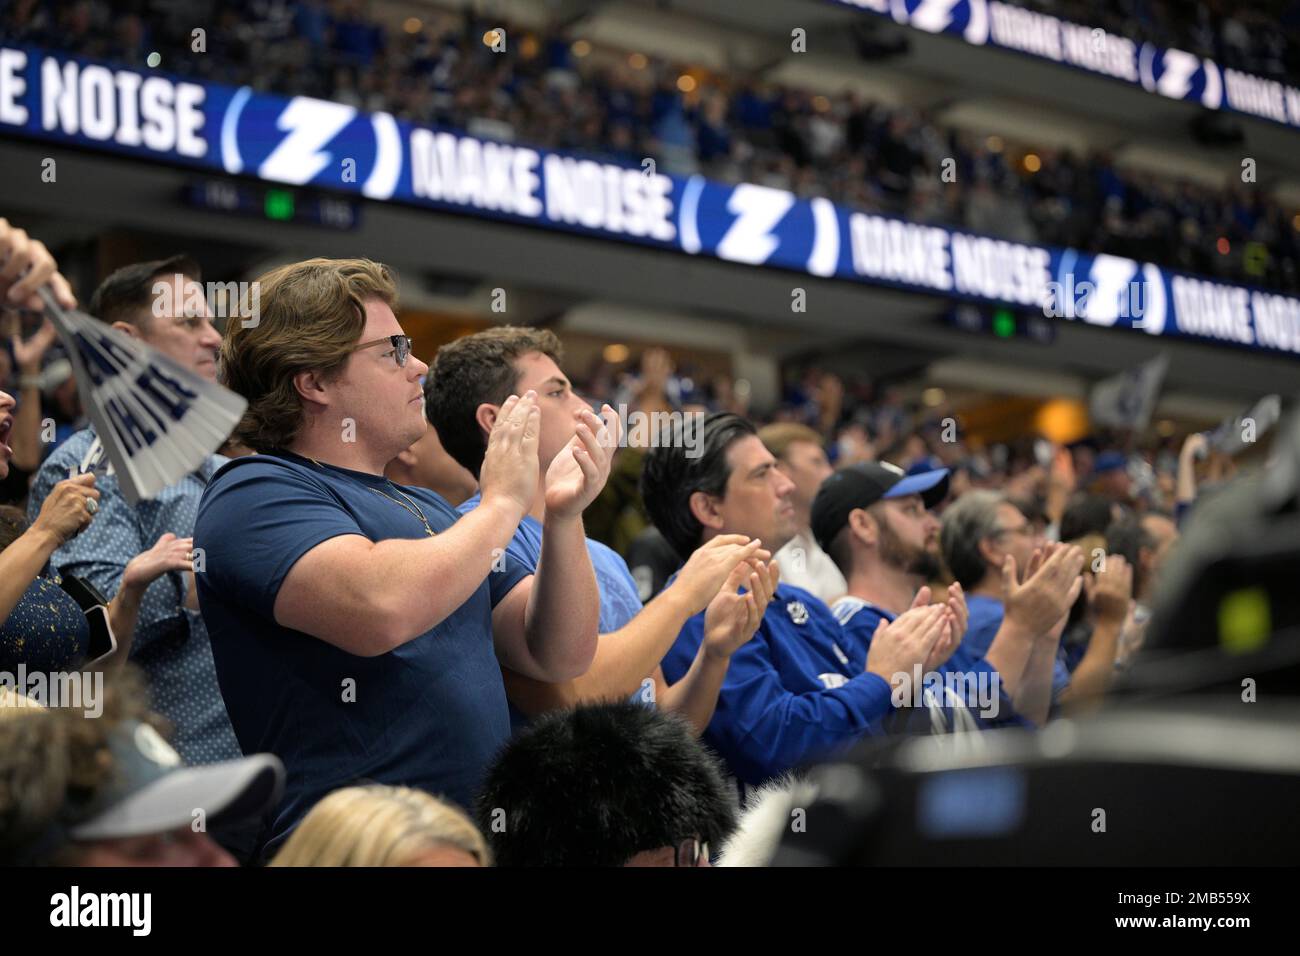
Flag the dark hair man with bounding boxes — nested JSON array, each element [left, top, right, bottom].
[[427, 327, 771, 732], [477, 701, 737, 866], [640, 412, 954, 789], [27, 255, 240, 766]]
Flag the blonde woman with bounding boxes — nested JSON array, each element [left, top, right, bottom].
[[270, 785, 490, 867]]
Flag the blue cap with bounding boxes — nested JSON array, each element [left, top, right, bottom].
[[811, 462, 950, 553]]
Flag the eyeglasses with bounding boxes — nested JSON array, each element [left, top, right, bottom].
[[674, 838, 709, 867], [353, 334, 413, 368], [991, 524, 1033, 538]]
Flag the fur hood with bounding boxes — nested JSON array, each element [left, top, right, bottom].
[[716, 775, 822, 867]]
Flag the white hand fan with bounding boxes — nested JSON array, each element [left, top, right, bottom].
[[39, 286, 247, 504]]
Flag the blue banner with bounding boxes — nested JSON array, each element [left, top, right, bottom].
[[2, 44, 1299, 359], [830, 0, 1300, 130]]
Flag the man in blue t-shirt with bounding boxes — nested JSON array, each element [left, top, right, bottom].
[[426, 329, 772, 734], [195, 259, 609, 859], [638, 412, 954, 789], [812, 463, 1082, 731]]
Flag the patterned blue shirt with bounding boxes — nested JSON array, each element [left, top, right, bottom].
[[27, 428, 241, 764]]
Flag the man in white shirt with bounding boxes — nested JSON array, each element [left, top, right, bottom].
[[757, 423, 846, 603]]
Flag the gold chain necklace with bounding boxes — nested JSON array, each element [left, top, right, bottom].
[[369, 485, 436, 537], [305, 455, 435, 537]]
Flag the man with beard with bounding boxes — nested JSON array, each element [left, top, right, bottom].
[[641, 413, 955, 790], [817, 465, 1084, 728]]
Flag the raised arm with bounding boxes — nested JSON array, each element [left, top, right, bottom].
[[491, 403, 620, 681], [5, 315, 59, 472], [0, 474, 97, 627], [984, 543, 1085, 710], [272, 394, 541, 656], [1058, 554, 1132, 712], [100, 533, 197, 671], [503, 536, 768, 716], [659, 557, 776, 733]]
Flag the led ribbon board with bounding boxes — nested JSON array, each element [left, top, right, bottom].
[[830, 0, 1300, 131], [2, 45, 1299, 359]]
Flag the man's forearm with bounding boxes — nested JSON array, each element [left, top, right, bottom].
[[11, 381, 44, 471], [1176, 452, 1198, 505], [984, 617, 1036, 699], [505, 584, 694, 715], [521, 511, 599, 678], [362, 499, 525, 638], [659, 647, 731, 734], [1058, 616, 1123, 710], [275, 496, 527, 651], [1013, 637, 1059, 726]]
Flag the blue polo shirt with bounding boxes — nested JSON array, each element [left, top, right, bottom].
[[459, 492, 647, 723], [660, 581, 892, 787], [830, 596, 1026, 730], [458, 492, 643, 635], [195, 450, 533, 858], [963, 594, 1071, 703]]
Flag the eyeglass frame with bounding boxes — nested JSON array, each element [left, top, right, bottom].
[[352, 334, 413, 368], [989, 522, 1034, 539], [674, 837, 709, 867]]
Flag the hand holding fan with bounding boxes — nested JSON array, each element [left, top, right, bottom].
[[38, 286, 247, 504]]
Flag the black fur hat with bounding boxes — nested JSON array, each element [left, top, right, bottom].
[[476, 701, 738, 866]]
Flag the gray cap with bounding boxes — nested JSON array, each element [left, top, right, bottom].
[[67, 720, 284, 840]]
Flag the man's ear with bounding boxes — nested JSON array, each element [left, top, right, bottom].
[[292, 369, 329, 408], [111, 320, 141, 340], [688, 490, 726, 533], [977, 535, 1001, 569], [847, 508, 877, 548], [394, 446, 418, 467], [474, 402, 500, 439]]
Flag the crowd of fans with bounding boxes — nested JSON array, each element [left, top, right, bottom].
[[0, 213, 1258, 867], [6, 1, 1300, 293], [1027, 0, 1300, 87]]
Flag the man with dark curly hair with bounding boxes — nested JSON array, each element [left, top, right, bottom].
[[476, 700, 737, 867]]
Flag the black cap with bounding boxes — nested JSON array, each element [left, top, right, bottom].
[[811, 462, 950, 553]]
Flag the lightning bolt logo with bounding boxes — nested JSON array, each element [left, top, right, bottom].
[[259, 97, 357, 185]]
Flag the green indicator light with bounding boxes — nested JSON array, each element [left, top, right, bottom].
[[992, 310, 1016, 338], [265, 189, 295, 221], [1218, 587, 1271, 653]]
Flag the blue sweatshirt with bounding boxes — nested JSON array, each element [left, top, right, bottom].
[[660, 582, 892, 787], [830, 596, 1030, 730]]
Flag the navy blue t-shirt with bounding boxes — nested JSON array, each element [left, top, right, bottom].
[[194, 450, 533, 857]]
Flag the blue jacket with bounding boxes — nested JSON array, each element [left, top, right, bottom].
[[660, 582, 892, 786]]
